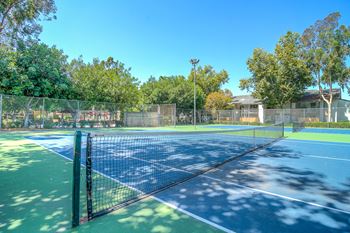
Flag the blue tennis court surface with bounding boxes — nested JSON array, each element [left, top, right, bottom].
[[201, 125, 256, 130], [284, 127, 350, 134], [204, 124, 350, 134], [27, 133, 350, 233]]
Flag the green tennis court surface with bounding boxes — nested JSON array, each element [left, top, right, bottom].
[[1, 126, 349, 232]]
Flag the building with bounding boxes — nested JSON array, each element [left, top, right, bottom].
[[231, 89, 350, 123], [231, 95, 263, 122]]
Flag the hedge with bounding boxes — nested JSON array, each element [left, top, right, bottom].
[[304, 122, 350, 128]]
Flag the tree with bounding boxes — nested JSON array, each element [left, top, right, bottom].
[[69, 57, 140, 107], [205, 90, 234, 111], [0, 0, 56, 46], [275, 32, 312, 105], [0, 42, 71, 127], [0, 42, 71, 97], [140, 75, 205, 110], [139, 76, 173, 105], [240, 32, 312, 108], [301, 12, 350, 122], [240, 48, 279, 108], [0, 45, 17, 88], [188, 65, 229, 96]]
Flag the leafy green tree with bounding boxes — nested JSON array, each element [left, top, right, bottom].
[[0, 42, 70, 97], [0, 0, 56, 46], [240, 48, 280, 107], [275, 32, 312, 105], [139, 76, 172, 105], [188, 65, 229, 96], [240, 32, 312, 108], [69, 57, 140, 107], [301, 12, 350, 122], [140, 75, 205, 110], [0, 42, 71, 127], [205, 90, 234, 111], [0, 45, 17, 87]]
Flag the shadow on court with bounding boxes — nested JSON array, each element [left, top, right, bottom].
[[156, 141, 350, 232], [24, 133, 350, 233]]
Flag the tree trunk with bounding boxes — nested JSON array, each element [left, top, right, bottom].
[[327, 102, 332, 123], [318, 74, 333, 123], [23, 98, 34, 128], [23, 112, 30, 128]]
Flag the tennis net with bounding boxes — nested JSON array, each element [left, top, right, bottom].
[[73, 123, 284, 224]]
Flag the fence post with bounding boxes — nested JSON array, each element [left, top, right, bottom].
[[76, 100, 80, 128], [231, 110, 234, 125], [173, 104, 177, 127], [157, 104, 161, 127], [334, 106, 337, 123], [0, 94, 2, 129], [248, 108, 250, 125], [141, 108, 145, 127], [41, 98, 45, 128], [124, 112, 127, 126], [72, 131, 82, 227]]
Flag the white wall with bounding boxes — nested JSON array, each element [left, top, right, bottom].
[[336, 99, 350, 122], [258, 104, 264, 123]]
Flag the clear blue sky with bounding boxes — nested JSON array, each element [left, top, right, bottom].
[[40, 0, 350, 100]]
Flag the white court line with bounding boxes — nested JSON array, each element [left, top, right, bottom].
[[302, 154, 350, 162], [27, 138, 235, 233], [255, 149, 350, 163], [200, 174, 350, 215], [28, 136, 350, 232], [31, 137, 350, 216], [283, 138, 350, 147], [122, 151, 350, 215]]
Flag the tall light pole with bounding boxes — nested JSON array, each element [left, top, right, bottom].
[[190, 58, 199, 128]]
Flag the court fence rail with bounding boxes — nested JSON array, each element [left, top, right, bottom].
[[176, 107, 350, 125], [0, 94, 349, 129], [0, 94, 176, 129]]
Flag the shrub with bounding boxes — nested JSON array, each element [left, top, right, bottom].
[[304, 122, 350, 128], [43, 121, 56, 129]]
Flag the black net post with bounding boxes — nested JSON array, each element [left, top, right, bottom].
[[86, 133, 93, 220], [72, 131, 82, 228], [82, 123, 284, 221]]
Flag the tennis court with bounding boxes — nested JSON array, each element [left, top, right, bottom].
[[1, 125, 350, 233]]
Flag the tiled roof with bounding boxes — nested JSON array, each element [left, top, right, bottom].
[[300, 89, 341, 102], [231, 95, 262, 105], [232, 89, 341, 105]]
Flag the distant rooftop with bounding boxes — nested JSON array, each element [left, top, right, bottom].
[[231, 95, 262, 105], [232, 89, 342, 105], [300, 89, 341, 102]]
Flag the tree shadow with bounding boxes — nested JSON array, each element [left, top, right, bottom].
[[0, 132, 228, 233], [157, 174, 350, 233], [23, 133, 350, 232]]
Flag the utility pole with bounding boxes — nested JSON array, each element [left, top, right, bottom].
[[190, 59, 199, 128]]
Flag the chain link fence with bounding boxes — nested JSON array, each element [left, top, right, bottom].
[[0, 94, 176, 129], [175, 107, 350, 125], [124, 104, 176, 127], [1, 94, 349, 129]]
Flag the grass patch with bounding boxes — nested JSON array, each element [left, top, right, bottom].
[[285, 131, 350, 143], [0, 131, 226, 233]]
